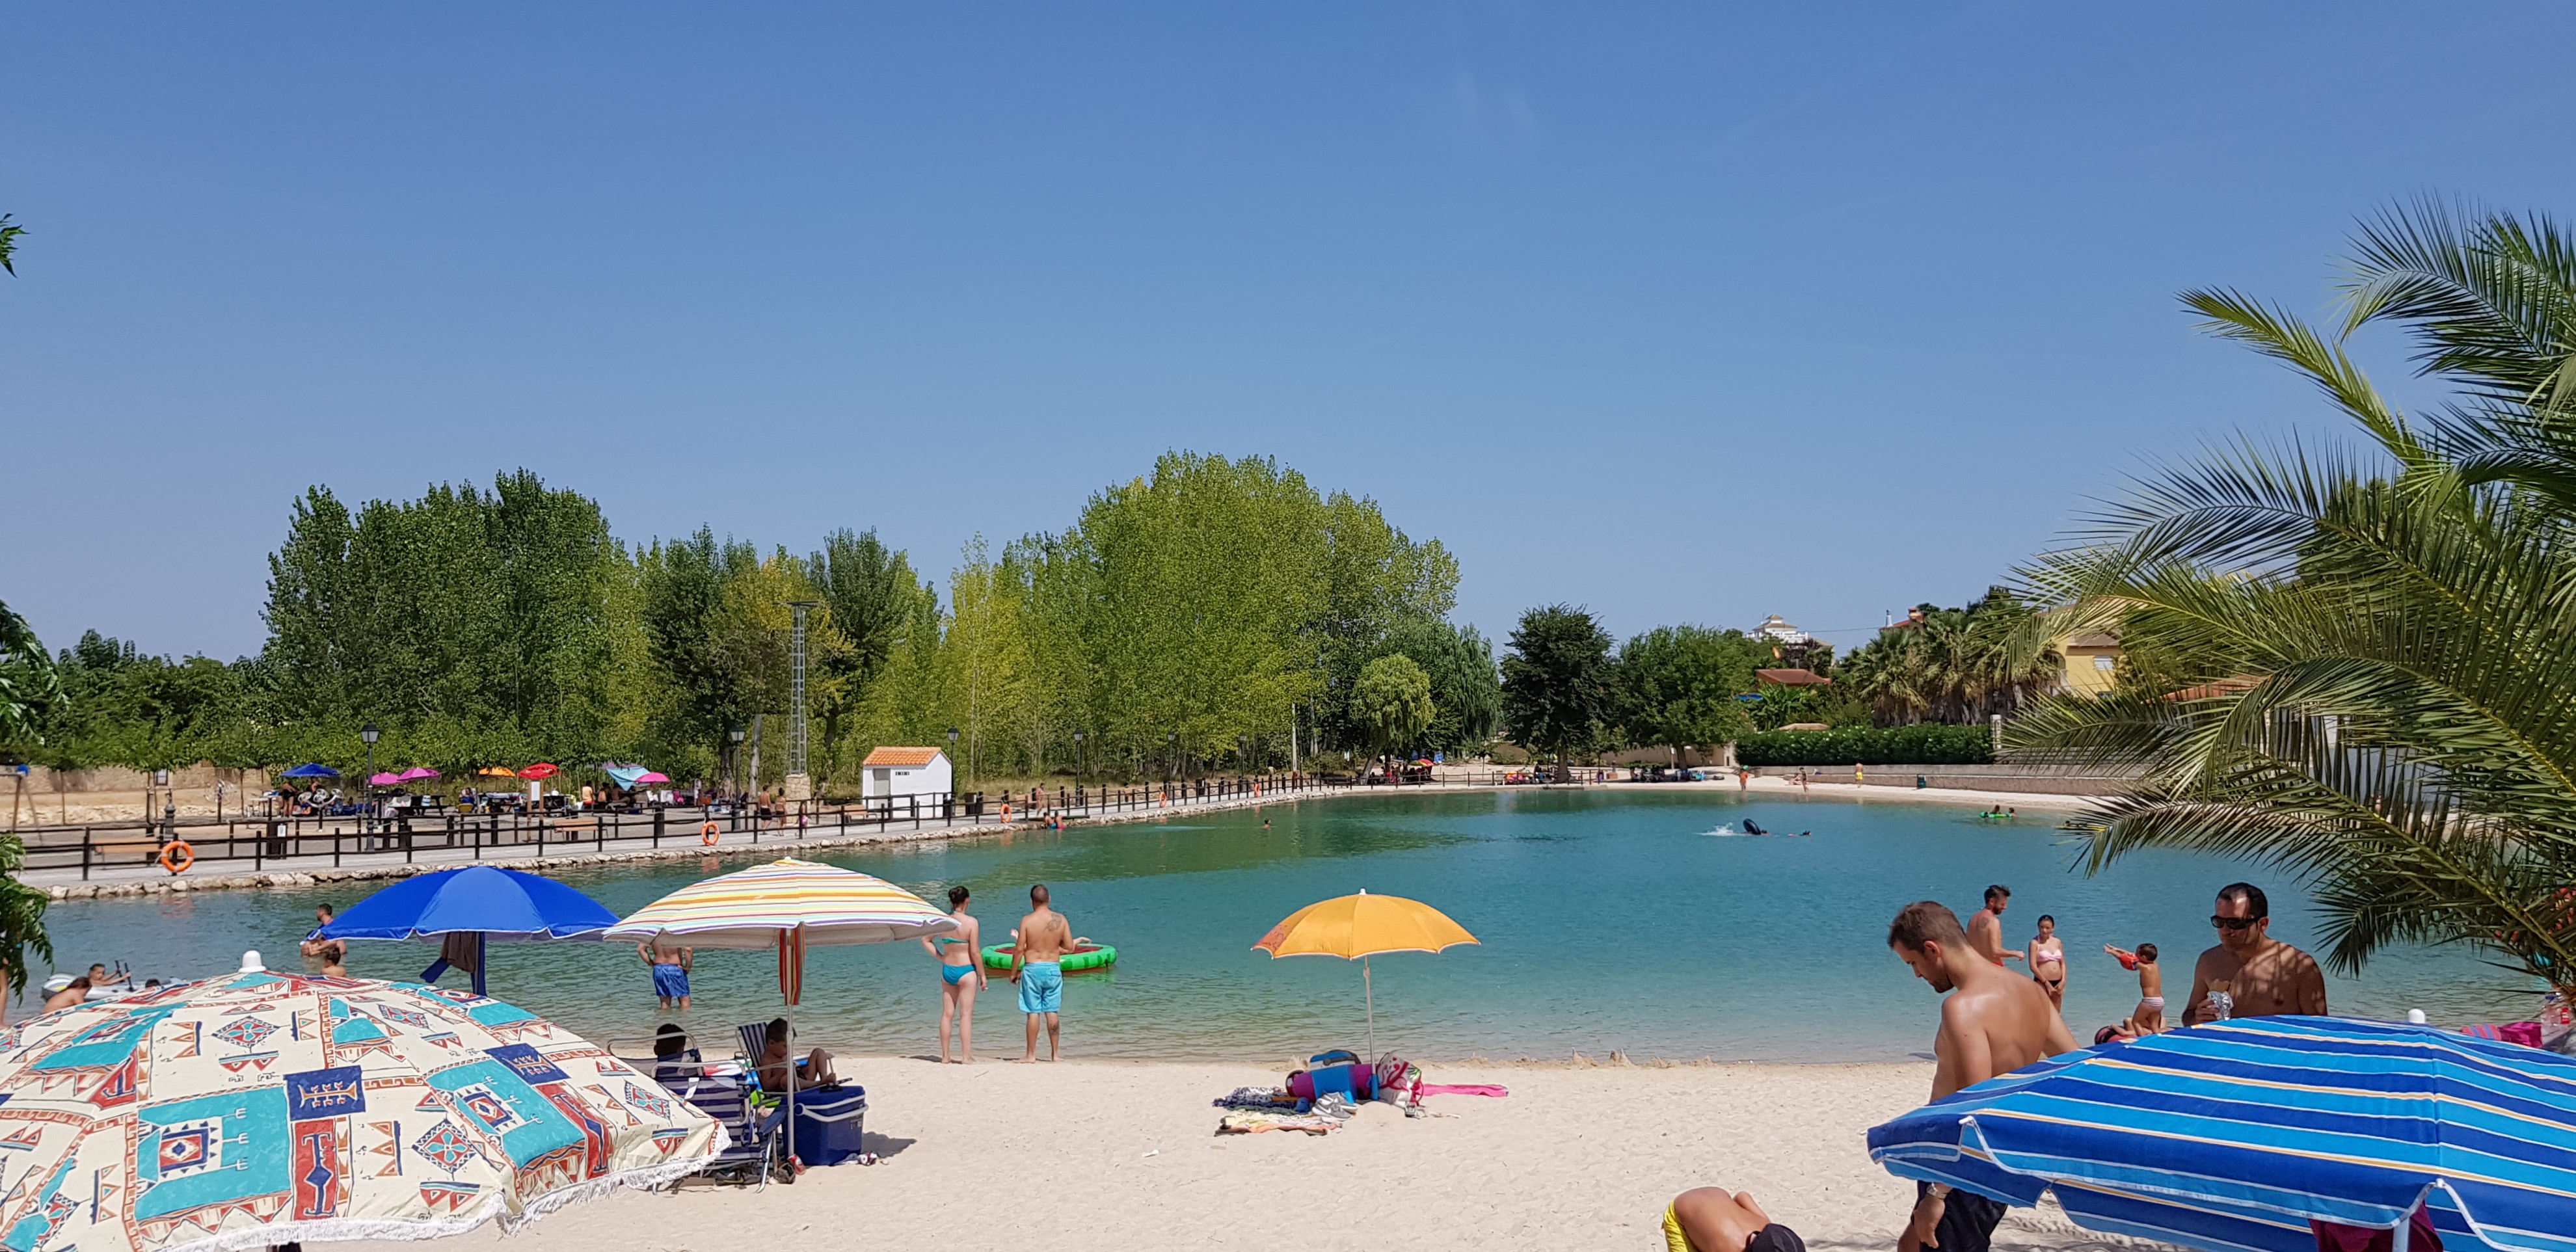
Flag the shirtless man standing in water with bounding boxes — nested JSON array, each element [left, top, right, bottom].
[[1011, 884, 1075, 1062], [2182, 883, 2327, 1024], [1888, 901, 2076, 1252], [1967, 885, 2024, 968]]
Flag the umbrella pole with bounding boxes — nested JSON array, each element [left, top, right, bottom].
[[783, 925, 799, 1173], [472, 932, 487, 998], [1363, 953, 1375, 1061]]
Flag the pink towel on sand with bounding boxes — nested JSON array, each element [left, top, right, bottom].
[[1414, 1083, 1509, 1098]]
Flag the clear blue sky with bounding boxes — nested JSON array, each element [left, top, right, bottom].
[[6, 5, 2572, 661]]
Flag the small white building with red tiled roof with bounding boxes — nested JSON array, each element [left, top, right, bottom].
[[859, 746, 953, 802]]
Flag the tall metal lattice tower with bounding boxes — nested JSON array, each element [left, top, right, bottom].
[[788, 601, 818, 782]]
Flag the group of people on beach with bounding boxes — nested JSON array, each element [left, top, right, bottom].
[[922, 883, 1082, 1063], [623, 881, 1082, 1065], [1661, 879, 2331, 1252]]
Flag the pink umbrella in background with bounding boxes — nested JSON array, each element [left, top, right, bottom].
[[397, 766, 440, 782], [635, 771, 671, 784], [368, 771, 403, 786]]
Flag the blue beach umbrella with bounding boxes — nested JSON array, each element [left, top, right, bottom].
[[1868, 1015, 2576, 1252], [317, 864, 619, 996], [278, 762, 340, 777]]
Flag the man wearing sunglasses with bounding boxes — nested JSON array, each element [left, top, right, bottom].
[[2181, 882, 2328, 1026]]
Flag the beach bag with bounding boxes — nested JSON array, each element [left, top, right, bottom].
[[1308, 1048, 1360, 1068], [1373, 1053, 1421, 1106]]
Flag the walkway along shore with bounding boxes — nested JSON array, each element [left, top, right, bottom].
[[23, 773, 2113, 899]]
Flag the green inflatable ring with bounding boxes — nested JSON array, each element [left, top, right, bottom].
[[982, 942, 1118, 973]]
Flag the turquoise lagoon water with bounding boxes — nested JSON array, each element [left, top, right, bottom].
[[10, 790, 2529, 1061]]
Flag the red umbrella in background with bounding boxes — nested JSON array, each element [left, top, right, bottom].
[[518, 762, 561, 780]]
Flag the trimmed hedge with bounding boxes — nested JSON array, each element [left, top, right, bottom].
[[1734, 724, 1994, 767]]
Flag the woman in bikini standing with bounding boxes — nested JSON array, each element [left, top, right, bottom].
[[2029, 914, 2068, 1011], [922, 885, 986, 1063]]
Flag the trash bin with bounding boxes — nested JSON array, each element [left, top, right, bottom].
[[790, 1086, 868, 1165]]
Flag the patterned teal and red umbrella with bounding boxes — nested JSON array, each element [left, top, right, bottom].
[[0, 952, 721, 1252]]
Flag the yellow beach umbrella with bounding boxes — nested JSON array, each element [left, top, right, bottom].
[[1253, 889, 1478, 1058]]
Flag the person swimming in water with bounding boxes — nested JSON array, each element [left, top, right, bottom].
[[1741, 818, 1769, 836]]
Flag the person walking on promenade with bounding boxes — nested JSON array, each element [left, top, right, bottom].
[[923, 885, 985, 1063], [1010, 883, 1075, 1062], [1888, 901, 2077, 1252], [637, 937, 693, 1011], [2182, 882, 2326, 1024], [1967, 885, 2023, 968]]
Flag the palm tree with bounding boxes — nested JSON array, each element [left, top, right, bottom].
[[2013, 201, 2576, 1000], [1840, 592, 2058, 725], [0, 215, 21, 277]]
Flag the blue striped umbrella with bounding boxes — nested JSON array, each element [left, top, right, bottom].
[[1868, 1016, 2576, 1252]]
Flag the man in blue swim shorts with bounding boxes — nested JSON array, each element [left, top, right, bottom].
[[1010, 883, 1075, 1061], [637, 937, 693, 1011]]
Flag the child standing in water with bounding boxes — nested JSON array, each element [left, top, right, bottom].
[[2106, 942, 2166, 1034]]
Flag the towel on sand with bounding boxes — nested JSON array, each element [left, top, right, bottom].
[[1216, 1109, 1341, 1136]]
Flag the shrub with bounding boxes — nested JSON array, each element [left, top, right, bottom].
[[1734, 724, 1993, 766]]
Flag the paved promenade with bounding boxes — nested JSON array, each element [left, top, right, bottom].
[[24, 784, 1362, 897]]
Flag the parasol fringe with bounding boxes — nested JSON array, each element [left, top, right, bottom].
[[155, 1152, 724, 1252]]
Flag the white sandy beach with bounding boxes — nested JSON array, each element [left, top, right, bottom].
[[362, 1057, 2158, 1252]]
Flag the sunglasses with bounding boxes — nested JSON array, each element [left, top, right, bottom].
[[2209, 914, 2262, 931]]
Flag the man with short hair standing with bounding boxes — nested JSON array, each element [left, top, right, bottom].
[[1966, 885, 2023, 968], [2183, 883, 2327, 1024], [637, 937, 693, 1012], [1888, 900, 2076, 1252], [1012, 883, 1074, 1062]]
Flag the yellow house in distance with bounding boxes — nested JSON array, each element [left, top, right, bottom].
[[2059, 632, 2122, 697]]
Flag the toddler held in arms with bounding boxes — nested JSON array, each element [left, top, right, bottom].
[[1661, 1187, 1806, 1252]]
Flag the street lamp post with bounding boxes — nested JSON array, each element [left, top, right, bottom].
[[946, 727, 961, 812], [360, 723, 381, 832], [728, 725, 747, 799]]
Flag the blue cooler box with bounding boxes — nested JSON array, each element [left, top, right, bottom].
[[789, 1087, 868, 1165]]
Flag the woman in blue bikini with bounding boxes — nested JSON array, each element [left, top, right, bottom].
[[922, 885, 986, 1063]]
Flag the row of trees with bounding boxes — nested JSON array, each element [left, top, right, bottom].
[[1497, 606, 1775, 771], [2008, 201, 2576, 1002], [1, 455, 1510, 792]]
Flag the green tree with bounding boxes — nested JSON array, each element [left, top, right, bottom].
[[809, 528, 926, 774], [2011, 200, 2576, 1000], [1836, 590, 2058, 726], [1501, 605, 1615, 776], [0, 598, 52, 996], [1378, 619, 1499, 756], [0, 598, 59, 745], [256, 472, 622, 771], [640, 528, 760, 768], [1616, 624, 1760, 765], [1351, 654, 1434, 771]]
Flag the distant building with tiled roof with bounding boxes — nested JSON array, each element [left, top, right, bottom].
[[1756, 667, 1832, 687], [860, 747, 952, 802]]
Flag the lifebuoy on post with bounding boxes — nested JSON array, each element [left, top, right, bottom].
[[701, 822, 720, 847], [159, 841, 195, 875], [1000, 803, 1012, 822]]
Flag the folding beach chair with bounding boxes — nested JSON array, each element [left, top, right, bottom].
[[664, 1061, 785, 1188]]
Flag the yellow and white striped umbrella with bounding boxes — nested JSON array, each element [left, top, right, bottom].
[[602, 859, 956, 950]]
